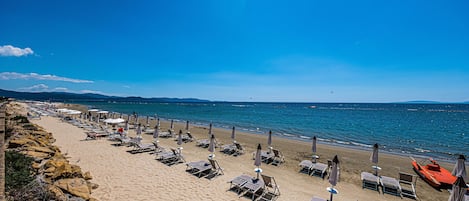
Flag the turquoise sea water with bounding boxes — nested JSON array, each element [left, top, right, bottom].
[[77, 102, 468, 161]]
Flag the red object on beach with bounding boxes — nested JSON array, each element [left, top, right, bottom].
[[118, 127, 124, 133], [411, 158, 456, 188]]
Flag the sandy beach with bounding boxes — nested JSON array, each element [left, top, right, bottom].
[[29, 106, 457, 201]]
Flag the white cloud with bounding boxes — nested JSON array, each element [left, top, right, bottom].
[[123, 85, 131, 88], [0, 72, 93, 83], [0, 45, 34, 57], [19, 84, 49, 91], [80, 89, 102, 94]]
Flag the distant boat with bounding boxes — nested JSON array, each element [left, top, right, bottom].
[[309, 105, 316, 109]]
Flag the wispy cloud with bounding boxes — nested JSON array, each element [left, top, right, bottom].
[[19, 84, 49, 91], [0, 45, 34, 57], [0, 72, 93, 83]]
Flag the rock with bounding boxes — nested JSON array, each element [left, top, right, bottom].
[[27, 145, 55, 154], [52, 163, 83, 180], [32, 162, 42, 169], [83, 171, 93, 180], [87, 181, 99, 190], [54, 178, 91, 200], [24, 150, 51, 159], [48, 185, 67, 201], [8, 138, 38, 148]]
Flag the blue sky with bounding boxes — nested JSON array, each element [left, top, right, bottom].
[[1, 0, 468, 102]]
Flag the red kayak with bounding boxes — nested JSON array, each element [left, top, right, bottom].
[[411, 157, 456, 188]]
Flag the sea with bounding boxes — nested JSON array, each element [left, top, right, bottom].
[[74, 101, 469, 161]]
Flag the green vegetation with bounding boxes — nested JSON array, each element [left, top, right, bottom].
[[5, 151, 35, 191]]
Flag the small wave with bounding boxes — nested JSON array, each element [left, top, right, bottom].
[[407, 109, 418, 111], [414, 148, 431, 153], [232, 104, 252, 108]]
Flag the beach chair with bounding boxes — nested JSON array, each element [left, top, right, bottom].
[[271, 149, 285, 166], [220, 143, 236, 154], [127, 142, 156, 154], [158, 129, 173, 138], [186, 160, 213, 178], [380, 175, 401, 197], [151, 141, 165, 154], [196, 138, 210, 147], [234, 143, 244, 156], [228, 174, 251, 195], [206, 158, 224, 179], [310, 162, 328, 178], [163, 148, 185, 165], [259, 174, 280, 201], [184, 133, 194, 142], [299, 160, 315, 175], [361, 172, 379, 191], [399, 172, 417, 199]]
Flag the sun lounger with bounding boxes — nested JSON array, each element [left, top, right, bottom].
[[206, 158, 224, 179], [310, 196, 327, 201], [299, 160, 315, 175], [380, 175, 401, 196], [234, 143, 244, 156], [159, 130, 173, 138], [271, 149, 285, 166], [228, 174, 251, 195], [220, 143, 236, 154], [127, 142, 156, 154], [399, 172, 417, 199], [157, 148, 185, 165], [361, 172, 379, 191], [310, 162, 328, 178], [115, 136, 140, 146], [85, 130, 109, 140], [186, 160, 213, 177], [259, 174, 280, 201], [228, 174, 264, 200], [196, 139, 210, 147]]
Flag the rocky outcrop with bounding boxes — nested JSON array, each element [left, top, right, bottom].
[[6, 109, 98, 201]]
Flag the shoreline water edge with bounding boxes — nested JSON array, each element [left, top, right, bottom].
[[68, 101, 468, 163]]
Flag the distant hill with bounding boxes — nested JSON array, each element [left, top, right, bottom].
[[0, 88, 210, 103]]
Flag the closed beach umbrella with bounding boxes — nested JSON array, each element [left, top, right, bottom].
[[153, 125, 159, 147], [328, 155, 340, 201], [136, 124, 142, 139], [312, 136, 318, 162], [329, 155, 340, 186], [126, 114, 130, 124], [153, 125, 159, 139], [267, 130, 272, 149], [146, 116, 150, 126], [170, 119, 174, 130], [452, 155, 467, 178], [157, 117, 160, 127], [177, 130, 183, 146], [185, 120, 190, 131], [135, 114, 139, 125], [124, 121, 129, 131], [254, 143, 262, 179], [208, 134, 215, 158], [371, 143, 379, 175], [448, 176, 467, 201], [231, 126, 236, 142], [209, 123, 213, 135]]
